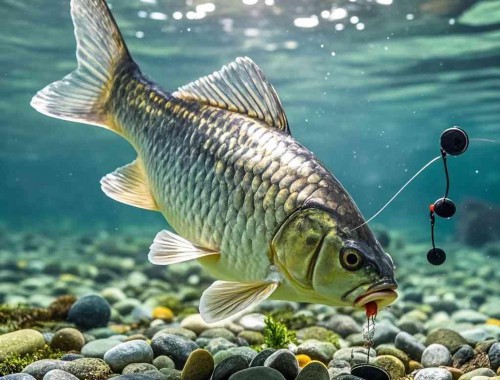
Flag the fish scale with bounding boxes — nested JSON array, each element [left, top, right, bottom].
[[109, 72, 342, 280]]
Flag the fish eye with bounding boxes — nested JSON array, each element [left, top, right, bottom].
[[340, 247, 364, 271]]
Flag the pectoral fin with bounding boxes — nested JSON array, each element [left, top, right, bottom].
[[100, 159, 158, 211], [200, 280, 279, 323], [148, 230, 219, 265]]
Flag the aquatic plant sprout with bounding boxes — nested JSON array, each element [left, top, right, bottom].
[[351, 155, 442, 231]]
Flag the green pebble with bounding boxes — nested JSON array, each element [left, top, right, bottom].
[[181, 349, 214, 380], [373, 355, 406, 379], [0, 329, 45, 360], [153, 355, 176, 370]]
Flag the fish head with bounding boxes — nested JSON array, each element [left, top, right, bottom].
[[272, 207, 397, 310]]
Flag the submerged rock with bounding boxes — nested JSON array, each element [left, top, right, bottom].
[[0, 329, 45, 360], [67, 295, 111, 330]]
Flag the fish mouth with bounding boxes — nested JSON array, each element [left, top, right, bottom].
[[353, 280, 398, 309]]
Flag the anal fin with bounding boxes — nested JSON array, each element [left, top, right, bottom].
[[148, 230, 219, 265], [100, 159, 158, 211], [200, 280, 279, 323]]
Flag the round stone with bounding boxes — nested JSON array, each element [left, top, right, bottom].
[[373, 355, 405, 379], [238, 331, 264, 346], [212, 355, 248, 380], [457, 368, 496, 379], [122, 363, 158, 374], [414, 368, 452, 380], [153, 355, 176, 370], [228, 366, 285, 380], [206, 338, 237, 354], [373, 321, 401, 346], [395, 331, 426, 361], [67, 295, 111, 330], [296, 361, 329, 380], [81, 338, 121, 358], [200, 328, 236, 342], [3, 375, 37, 380], [151, 334, 198, 369], [333, 347, 376, 366], [320, 315, 361, 338], [296, 340, 337, 363], [237, 313, 266, 332], [0, 329, 45, 360], [250, 349, 276, 367], [181, 349, 214, 380], [421, 343, 452, 367], [43, 369, 79, 380], [50, 328, 85, 352], [103, 339, 154, 373], [376, 345, 410, 370], [452, 345, 475, 367], [489, 342, 500, 371], [425, 329, 468, 353], [264, 349, 299, 380]]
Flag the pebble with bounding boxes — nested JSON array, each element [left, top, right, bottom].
[[453, 345, 475, 367], [457, 368, 496, 379], [181, 349, 214, 380], [452, 310, 488, 324], [395, 331, 426, 361], [22, 358, 111, 380], [151, 333, 199, 369], [67, 294, 111, 330], [461, 328, 492, 344], [264, 349, 299, 380], [238, 331, 264, 345], [113, 375, 159, 380], [228, 366, 286, 380], [237, 313, 266, 332], [320, 315, 361, 338], [211, 355, 248, 380], [327, 359, 350, 377], [333, 347, 376, 366], [80, 338, 121, 358], [250, 349, 276, 367], [43, 369, 79, 380], [489, 342, 500, 371], [153, 355, 176, 370], [200, 328, 236, 342], [0, 329, 45, 360], [372, 321, 400, 346], [122, 362, 158, 374], [414, 367, 453, 380], [296, 339, 337, 363], [206, 337, 237, 354], [375, 345, 410, 370], [425, 329, 468, 353], [296, 361, 329, 380], [100, 287, 126, 304], [421, 343, 452, 367], [103, 339, 154, 372], [180, 314, 231, 335], [160, 368, 182, 380], [152, 327, 197, 341], [373, 355, 405, 379], [49, 328, 85, 352], [4, 375, 37, 380]]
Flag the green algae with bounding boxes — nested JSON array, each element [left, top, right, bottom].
[[262, 316, 297, 350], [0, 345, 63, 376]]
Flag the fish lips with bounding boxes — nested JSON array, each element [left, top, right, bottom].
[[344, 280, 398, 309]]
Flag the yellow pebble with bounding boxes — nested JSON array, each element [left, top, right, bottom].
[[296, 354, 312, 368], [152, 306, 175, 321], [486, 318, 500, 326]]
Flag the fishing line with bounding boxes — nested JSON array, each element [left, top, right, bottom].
[[350, 155, 441, 232]]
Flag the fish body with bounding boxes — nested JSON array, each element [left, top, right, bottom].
[[31, 0, 398, 322]]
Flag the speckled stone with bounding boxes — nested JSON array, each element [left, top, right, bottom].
[[3, 375, 37, 380], [425, 329, 468, 353], [50, 329, 85, 352], [0, 329, 45, 360], [421, 344, 452, 367], [153, 355, 176, 370], [457, 368, 496, 379], [43, 369, 79, 380], [414, 368, 453, 380], [67, 295, 111, 330], [373, 355, 405, 379], [181, 349, 214, 380]]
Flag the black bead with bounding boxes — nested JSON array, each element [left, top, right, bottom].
[[433, 198, 456, 218], [427, 247, 446, 265], [440, 127, 469, 156], [351, 364, 390, 380]]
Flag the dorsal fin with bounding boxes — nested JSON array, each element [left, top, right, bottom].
[[173, 57, 290, 134]]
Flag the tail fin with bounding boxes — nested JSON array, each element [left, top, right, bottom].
[[30, 0, 133, 133]]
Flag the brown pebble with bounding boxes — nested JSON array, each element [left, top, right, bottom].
[[50, 327, 85, 352], [440, 366, 463, 380]]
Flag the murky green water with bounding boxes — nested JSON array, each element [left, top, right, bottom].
[[1, 0, 499, 243]]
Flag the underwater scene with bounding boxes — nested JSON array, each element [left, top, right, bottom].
[[0, 0, 499, 379]]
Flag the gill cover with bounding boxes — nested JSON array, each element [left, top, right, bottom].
[[272, 208, 342, 290]]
